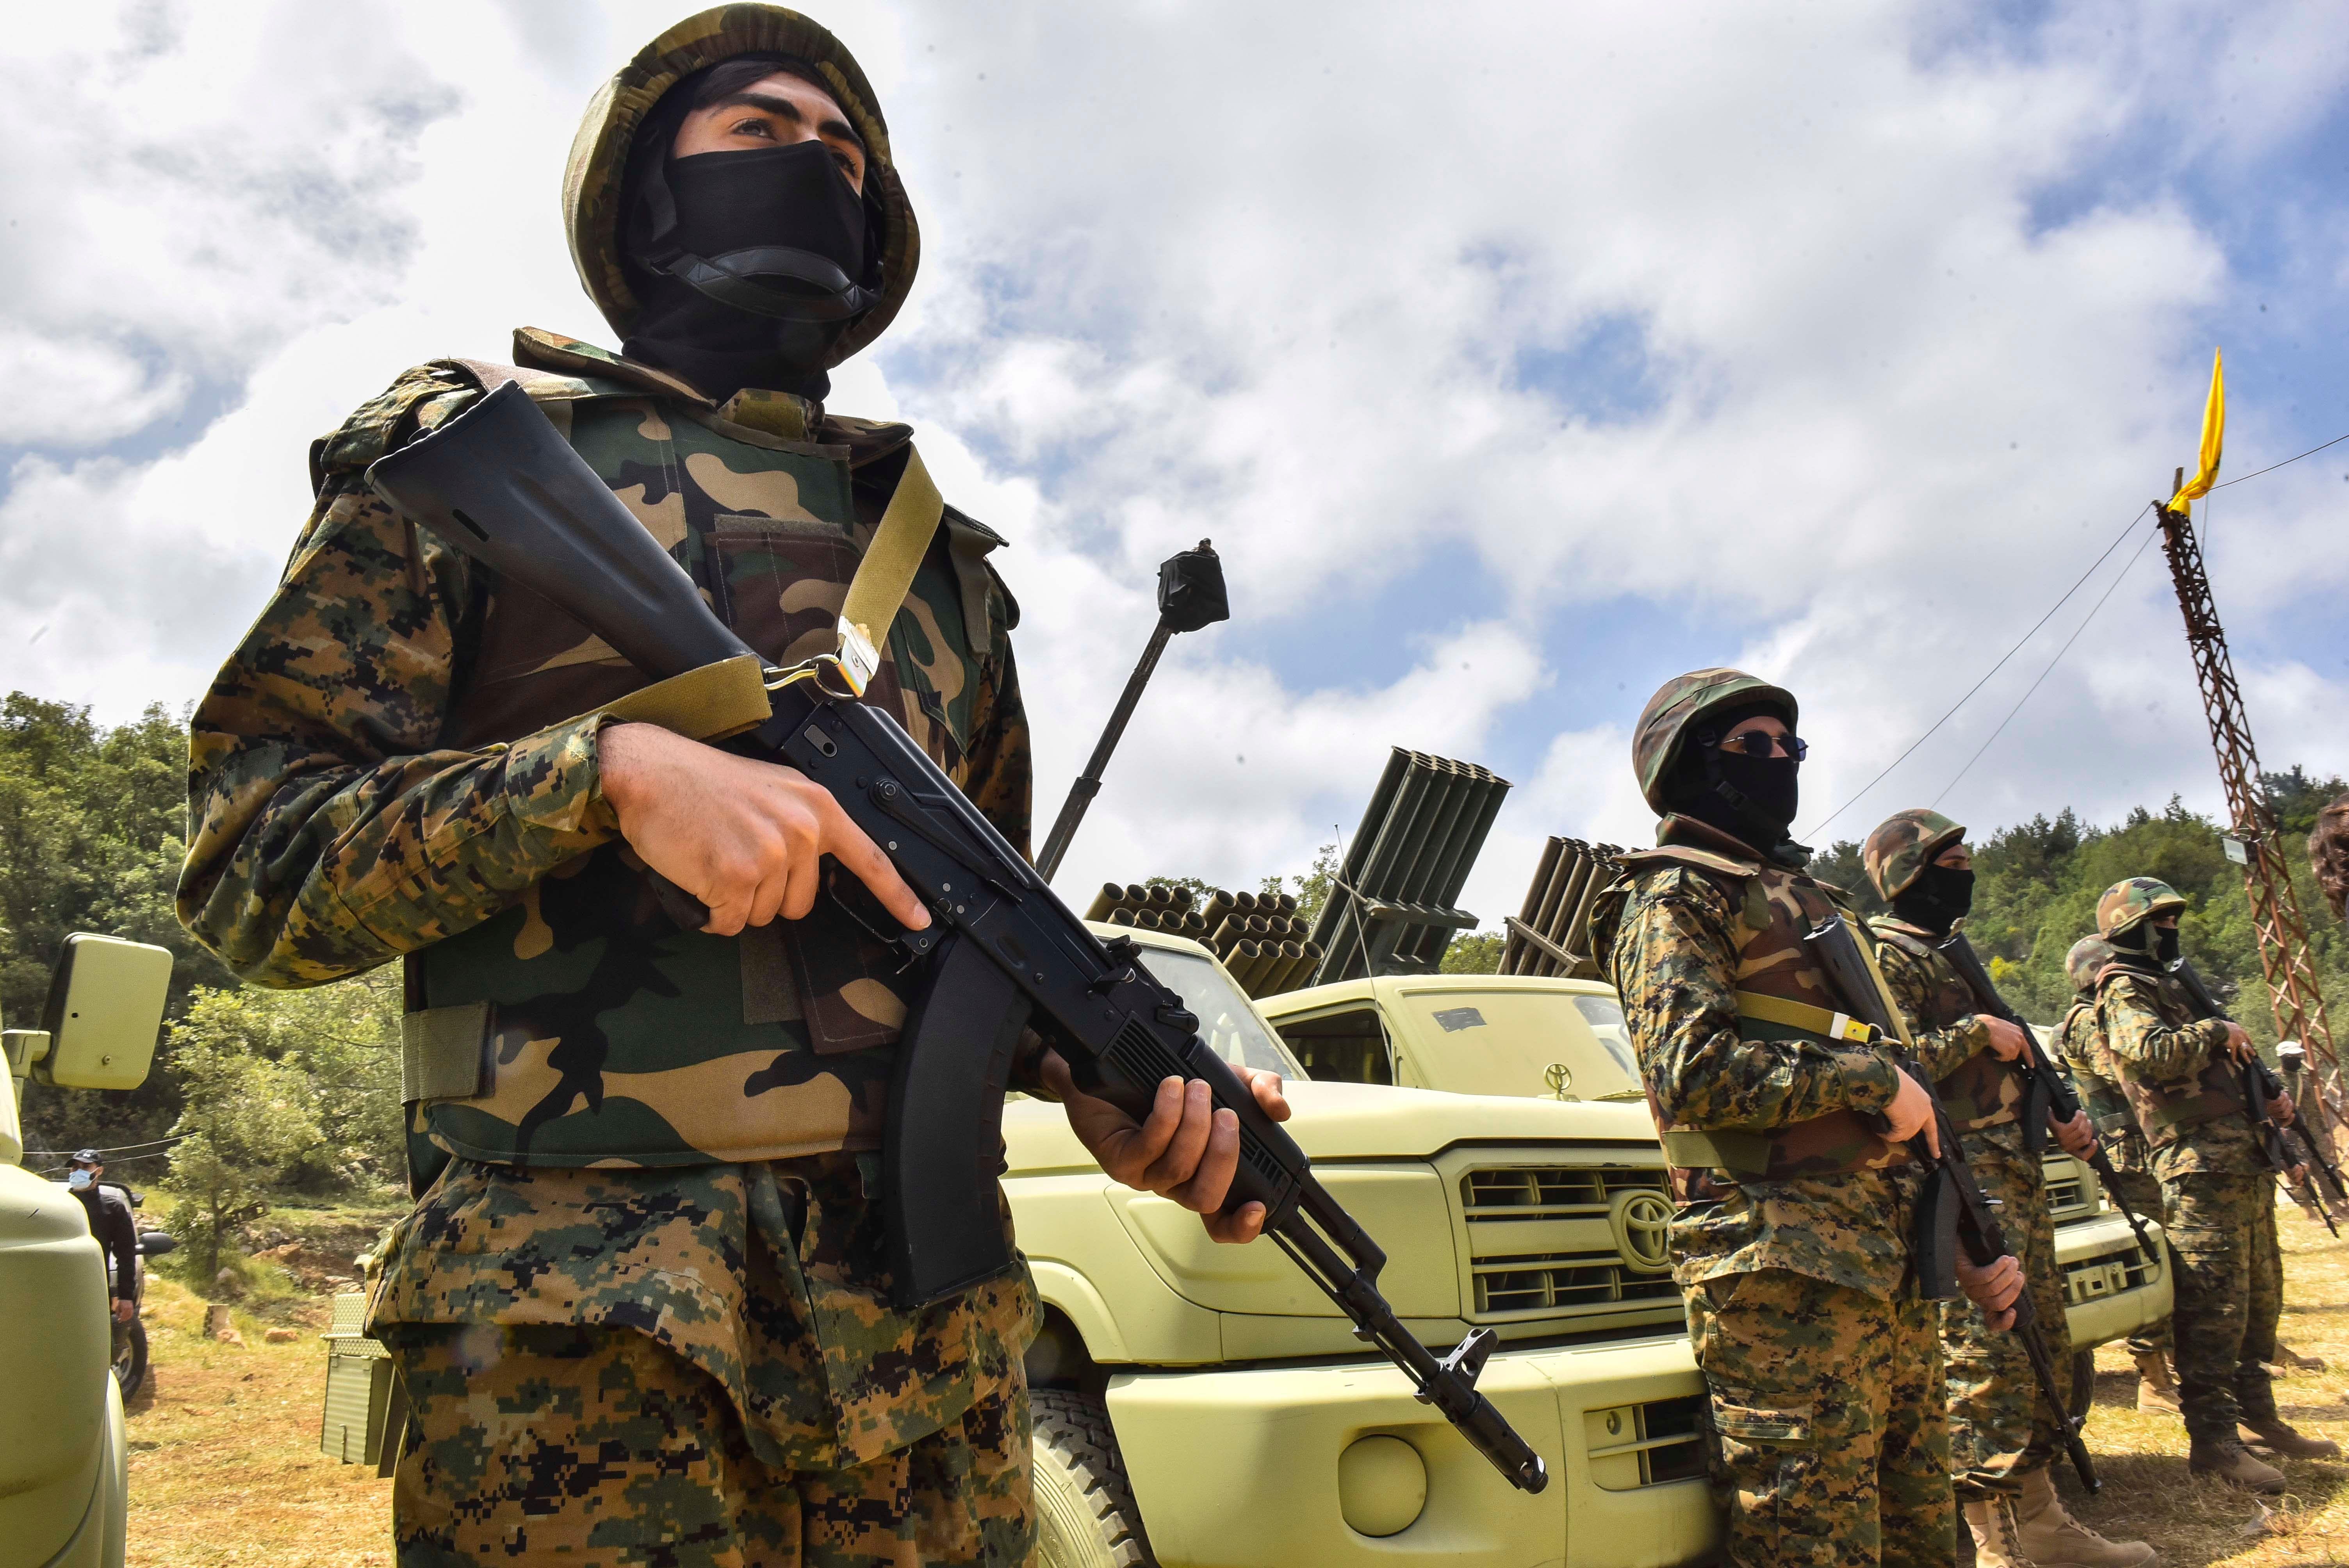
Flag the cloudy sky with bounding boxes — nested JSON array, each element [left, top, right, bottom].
[[4, 0, 2345, 929]]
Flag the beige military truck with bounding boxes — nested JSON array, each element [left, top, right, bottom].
[[1256, 971, 2172, 1393], [0, 934, 176, 1568], [1022, 925, 1719, 1568]]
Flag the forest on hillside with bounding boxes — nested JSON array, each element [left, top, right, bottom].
[[7, 690, 2347, 1261]]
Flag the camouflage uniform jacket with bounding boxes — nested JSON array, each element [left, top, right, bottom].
[[176, 328, 1037, 1462], [1867, 918, 2011, 1133], [2096, 960, 2249, 1181], [1592, 814, 1922, 1299], [2057, 997, 2150, 1176]]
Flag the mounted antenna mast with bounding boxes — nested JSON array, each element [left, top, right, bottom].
[[2154, 365, 2345, 1141]]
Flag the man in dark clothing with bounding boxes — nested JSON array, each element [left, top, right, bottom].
[[65, 1151, 140, 1326]]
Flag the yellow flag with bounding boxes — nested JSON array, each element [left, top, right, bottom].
[[2166, 347, 2224, 515]]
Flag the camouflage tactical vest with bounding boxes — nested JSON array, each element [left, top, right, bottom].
[[346, 331, 1017, 1178], [1601, 816, 1915, 1199], [2095, 960, 2241, 1151], [1869, 919, 2022, 1135]]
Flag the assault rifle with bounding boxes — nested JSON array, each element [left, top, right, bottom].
[[2167, 958, 2347, 1235], [1936, 932, 2161, 1265], [1803, 911, 2100, 1493], [365, 381, 1549, 1495]]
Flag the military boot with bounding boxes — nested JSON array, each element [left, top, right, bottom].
[[2133, 1350, 2180, 1415], [1965, 1493, 2038, 1568], [2012, 1466, 2154, 1567], [2189, 1438, 2287, 1493], [2242, 1417, 2342, 1459]]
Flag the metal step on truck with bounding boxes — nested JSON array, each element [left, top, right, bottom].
[[1257, 814, 2172, 1409]]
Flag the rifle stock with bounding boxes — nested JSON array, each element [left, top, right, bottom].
[[2169, 959, 2347, 1230], [366, 381, 1551, 1493], [1804, 913, 2101, 1493]]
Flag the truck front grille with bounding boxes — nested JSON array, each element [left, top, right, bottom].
[[1474, 1250, 1680, 1315], [1584, 1395, 1707, 1491], [2042, 1157, 2094, 1225], [2063, 1243, 2161, 1306], [1462, 1166, 1666, 1218]]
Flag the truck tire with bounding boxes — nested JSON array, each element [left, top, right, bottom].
[[2069, 1347, 2096, 1419], [1031, 1389, 1155, 1568]]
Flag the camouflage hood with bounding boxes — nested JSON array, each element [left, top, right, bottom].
[[1630, 667, 1798, 816], [2066, 935, 2119, 997], [2096, 877, 2186, 940], [1862, 808, 1965, 902], [564, 5, 918, 366]]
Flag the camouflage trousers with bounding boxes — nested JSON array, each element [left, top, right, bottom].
[[2162, 1170, 2283, 1445], [2104, 1164, 2174, 1358], [1939, 1131, 2073, 1499], [380, 1322, 1034, 1568], [1688, 1269, 1952, 1568]]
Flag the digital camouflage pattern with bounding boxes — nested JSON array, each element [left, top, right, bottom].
[[565, 5, 918, 364], [1860, 809, 1964, 904], [1686, 1269, 1952, 1568], [2096, 877, 2188, 941], [368, 1155, 1038, 1469], [181, 329, 1027, 1172], [1937, 1132, 2072, 1499], [2097, 962, 2244, 1178], [1629, 667, 1798, 814], [1592, 813, 1921, 1299], [1866, 921, 2009, 1131], [2161, 1171, 2283, 1447], [385, 1315, 1031, 1568], [2055, 942, 2171, 1358]]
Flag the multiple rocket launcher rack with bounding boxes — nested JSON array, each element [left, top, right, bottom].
[[1083, 883, 1326, 999], [1498, 838, 1626, 980]]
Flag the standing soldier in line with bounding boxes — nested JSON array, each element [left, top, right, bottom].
[[2056, 935, 2181, 1417], [175, 9, 1287, 1563], [1861, 812, 2151, 1568], [2094, 878, 2338, 1493], [1591, 669, 2023, 1568]]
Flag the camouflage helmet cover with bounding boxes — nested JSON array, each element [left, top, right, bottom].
[[1862, 808, 1966, 902], [2096, 877, 2187, 939], [1631, 667, 1799, 815], [2065, 935, 2119, 995], [563, 5, 919, 367]]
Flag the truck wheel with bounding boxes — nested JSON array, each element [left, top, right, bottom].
[[2069, 1348, 2096, 1419], [113, 1317, 149, 1402], [1031, 1389, 1155, 1568]]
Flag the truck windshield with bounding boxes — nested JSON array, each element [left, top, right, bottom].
[[1394, 987, 1644, 1101], [1140, 948, 1309, 1079]]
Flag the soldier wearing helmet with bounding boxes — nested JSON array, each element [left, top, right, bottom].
[[1590, 669, 2023, 1567], [2093, 878, 2336, 1488], [1860, 813, 2144, 1568], [2056, 935, 2180, 1417], [175, 9, 1286, 1560]]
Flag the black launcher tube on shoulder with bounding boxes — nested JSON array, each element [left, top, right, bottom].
[[365, 381, 1549, 1495]]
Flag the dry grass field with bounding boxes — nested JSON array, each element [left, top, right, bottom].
[[120, 1204, 2349, 1566]]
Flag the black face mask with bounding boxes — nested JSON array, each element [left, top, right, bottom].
[[623, 142, 876, 403], [1892, 863, 1974, 935], [1674, 748, 1806, 866], [2155, 925, 2181, 966]]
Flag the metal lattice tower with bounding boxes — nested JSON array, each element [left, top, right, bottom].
[[2155, 492, 2344, 1125]]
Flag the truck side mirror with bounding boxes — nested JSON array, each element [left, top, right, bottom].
[[35, 933, 173, 1090]]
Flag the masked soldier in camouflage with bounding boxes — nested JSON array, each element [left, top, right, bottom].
[[1861, 812, 2148, 1568], [1591, 670, 2023, 1568], [176, 10, 1287, 1564], [2093, 878, 2336, 1492], [2055, 935, 2180, 1417]]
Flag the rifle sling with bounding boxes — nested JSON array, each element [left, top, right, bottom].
[[1657, 991, 1899, 1178]]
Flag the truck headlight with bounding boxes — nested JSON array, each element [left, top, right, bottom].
[[1337, 1434, 1427, 1537]]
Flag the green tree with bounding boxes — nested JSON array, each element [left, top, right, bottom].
[[162, 992, 328, 1285]]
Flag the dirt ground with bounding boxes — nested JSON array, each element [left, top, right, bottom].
[[122, 1205, 2349, 1566]]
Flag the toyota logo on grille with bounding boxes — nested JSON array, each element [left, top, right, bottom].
[[1610, 1189, 1673, 1274]]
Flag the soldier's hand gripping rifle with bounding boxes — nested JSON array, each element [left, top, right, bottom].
[[365, 382, 1549, 1495], [1936, 931, 2162, 1265], [2167, 958, 2347, 1234], [1804, 911, 2101, 1493]]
